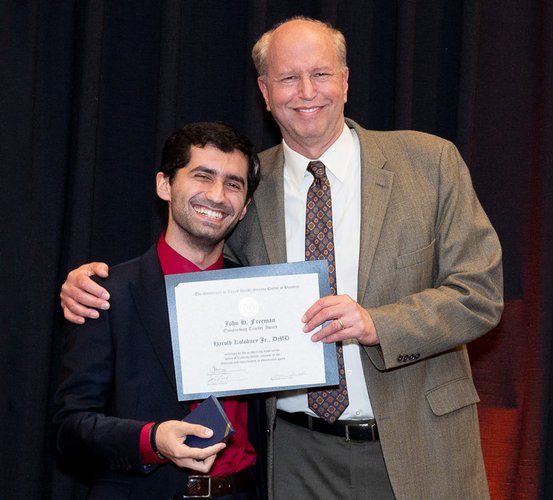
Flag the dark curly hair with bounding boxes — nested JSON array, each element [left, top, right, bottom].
[[160, 121, 260, 200]]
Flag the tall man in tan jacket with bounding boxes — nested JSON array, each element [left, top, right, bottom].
[[61, 17, 503, 500]]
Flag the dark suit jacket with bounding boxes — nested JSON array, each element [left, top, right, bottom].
[[54, 245, 266, 499], [226, 119, 503, 499]]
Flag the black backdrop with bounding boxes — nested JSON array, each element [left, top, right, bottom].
[[1, 1, 552, 498]]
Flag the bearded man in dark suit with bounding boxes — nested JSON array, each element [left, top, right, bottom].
[[55, 122, 266, 500]]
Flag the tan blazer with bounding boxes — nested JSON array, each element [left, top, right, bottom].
[[226, 119, 503, 499]]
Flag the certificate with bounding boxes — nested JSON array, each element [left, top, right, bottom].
[[165, 260, 338, 400]]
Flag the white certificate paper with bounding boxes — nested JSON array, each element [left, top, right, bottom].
[[165, 260, 338, 400]]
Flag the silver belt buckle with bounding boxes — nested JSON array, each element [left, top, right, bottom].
[[344, 421, 377, 441], [181, 475, 211, 498], [345, 423, 352, 441]]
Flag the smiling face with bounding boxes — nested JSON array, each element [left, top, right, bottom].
[[157, 144, 250, 258], [257, 20, 349, 159]]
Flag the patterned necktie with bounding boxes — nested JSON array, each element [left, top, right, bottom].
[[305, 161, 349, 423]]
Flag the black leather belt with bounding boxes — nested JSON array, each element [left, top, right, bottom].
[[277, 410, 379, 441], [171, 468, 256, 499]]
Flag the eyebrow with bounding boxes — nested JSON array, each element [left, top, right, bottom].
[[190, 166, 246, 187], [274, 65, 335, 75]]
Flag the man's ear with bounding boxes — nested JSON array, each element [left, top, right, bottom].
[[238, 198, 252, 221], [343, 66, 350, 104], [156, 172, 171, 201], [257, 77, 271, 112]]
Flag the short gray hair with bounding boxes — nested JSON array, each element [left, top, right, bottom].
[[252, 16, 347, 77]]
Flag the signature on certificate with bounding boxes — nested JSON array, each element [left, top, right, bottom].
[[207, 366, 230, 385], [270, 370, 306, 381]]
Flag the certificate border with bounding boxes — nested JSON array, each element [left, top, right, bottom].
[[165, 260, 339, 401]]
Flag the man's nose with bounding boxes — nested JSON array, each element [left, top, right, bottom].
[[298, 75, 316, 100], [205, 180, 225, 202]]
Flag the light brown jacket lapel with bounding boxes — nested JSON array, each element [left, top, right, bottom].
[[348, 118, 394, 302], [252, 146, 287, 264]]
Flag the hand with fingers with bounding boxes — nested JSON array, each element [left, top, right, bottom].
[[153, 420, 226, 472], [302, 294, 379, 346], [60, 262, 111, 323]]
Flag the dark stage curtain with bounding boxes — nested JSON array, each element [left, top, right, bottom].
[[1, 1, 552, 498]]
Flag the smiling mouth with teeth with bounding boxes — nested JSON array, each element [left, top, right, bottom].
[[193, 205, 225, 220], [298, 107, 320, 113]]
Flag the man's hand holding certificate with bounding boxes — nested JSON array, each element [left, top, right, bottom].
[[165, 261, 338, 400]]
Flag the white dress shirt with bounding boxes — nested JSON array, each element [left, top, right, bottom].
[[276, 123, 374, 420]]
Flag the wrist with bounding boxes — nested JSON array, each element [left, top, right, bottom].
[[140, 422, 164, 464], [149, 422, 168, 462]]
